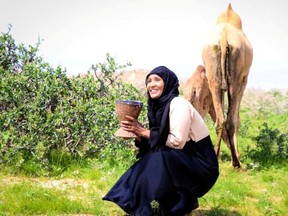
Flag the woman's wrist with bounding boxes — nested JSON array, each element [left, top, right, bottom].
[[140, 129, 150, 139]]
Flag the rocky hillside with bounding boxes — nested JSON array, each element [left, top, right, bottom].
[[117, 69, 149, 95], [117, 69, 187, 95]]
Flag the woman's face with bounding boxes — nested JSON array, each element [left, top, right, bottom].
[[146, 74, 165, 99]]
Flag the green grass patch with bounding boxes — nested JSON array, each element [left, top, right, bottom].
[[0, 180, 89, 215], [1, 161, 287, 215]]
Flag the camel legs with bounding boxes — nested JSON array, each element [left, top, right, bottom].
[[208, 101, 230, 155], [211, 87, 241, 168], [225, 72, 248, 168], [208, 80, 242, 168], [226, 89, 241, 168], [207, 83, 226, 159]]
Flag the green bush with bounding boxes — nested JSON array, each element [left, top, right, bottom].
[[0, 25, 41, 73], [0, 27, 146, 175], [245, 122, 288, 167]]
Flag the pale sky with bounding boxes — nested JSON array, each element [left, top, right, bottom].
[[1, 0, 287, 89]]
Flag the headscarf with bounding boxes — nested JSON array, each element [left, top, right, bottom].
[[146, 66, 179, 150]]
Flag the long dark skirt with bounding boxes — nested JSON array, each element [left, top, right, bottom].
[[102, 136, 219, 216]]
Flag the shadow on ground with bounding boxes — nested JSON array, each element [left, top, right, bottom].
[[191, 207, 241, 216]]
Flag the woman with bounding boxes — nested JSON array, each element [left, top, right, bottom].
[[103, 66, 219, 216]]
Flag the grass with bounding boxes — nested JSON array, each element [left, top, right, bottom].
[[1, 160, 287, 215], [204, 164, 288, 216], [0, 182, 87, 214]]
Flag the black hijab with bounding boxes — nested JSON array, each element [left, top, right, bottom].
[[146, 66, 179, 150]]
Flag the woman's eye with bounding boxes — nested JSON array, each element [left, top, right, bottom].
[[155, 78, 161, 82]]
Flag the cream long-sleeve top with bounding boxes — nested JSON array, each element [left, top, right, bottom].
[[165, 97, 209, 149]]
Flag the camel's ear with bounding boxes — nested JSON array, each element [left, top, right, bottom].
[[197, 65, 205, 73]]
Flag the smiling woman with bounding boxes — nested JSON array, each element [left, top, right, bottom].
[[146, 74, 165, 99], [103, 66, 219, 215]]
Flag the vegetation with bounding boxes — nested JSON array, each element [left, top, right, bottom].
[[0, 27, 287, 215], [0, 26, 145, 176]]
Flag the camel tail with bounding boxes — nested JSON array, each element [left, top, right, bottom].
[[220, 34, 228, 90]]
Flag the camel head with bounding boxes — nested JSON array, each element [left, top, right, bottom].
[[196, 65, 205, 75], [216, 3, 242, 30], [182, 65, 212, 118]]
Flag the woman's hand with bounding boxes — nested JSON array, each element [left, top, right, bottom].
[[121, 115, 150, 140]]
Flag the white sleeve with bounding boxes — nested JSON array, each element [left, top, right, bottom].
[[165, 98, 191, 149]]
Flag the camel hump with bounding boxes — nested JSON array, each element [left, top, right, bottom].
[[216, 3, 242, 30]]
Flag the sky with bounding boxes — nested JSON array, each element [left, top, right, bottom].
[[1, 0, 287, 89]]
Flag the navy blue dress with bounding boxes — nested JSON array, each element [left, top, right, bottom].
[[102, 136, 219, 215]]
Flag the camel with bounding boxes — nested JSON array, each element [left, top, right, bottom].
[[183, 65, 230, 156], [202, 4, 253, 168], [183, 65, 213, 118]]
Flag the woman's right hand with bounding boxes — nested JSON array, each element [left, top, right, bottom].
[[121, 115, 150, 139]]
